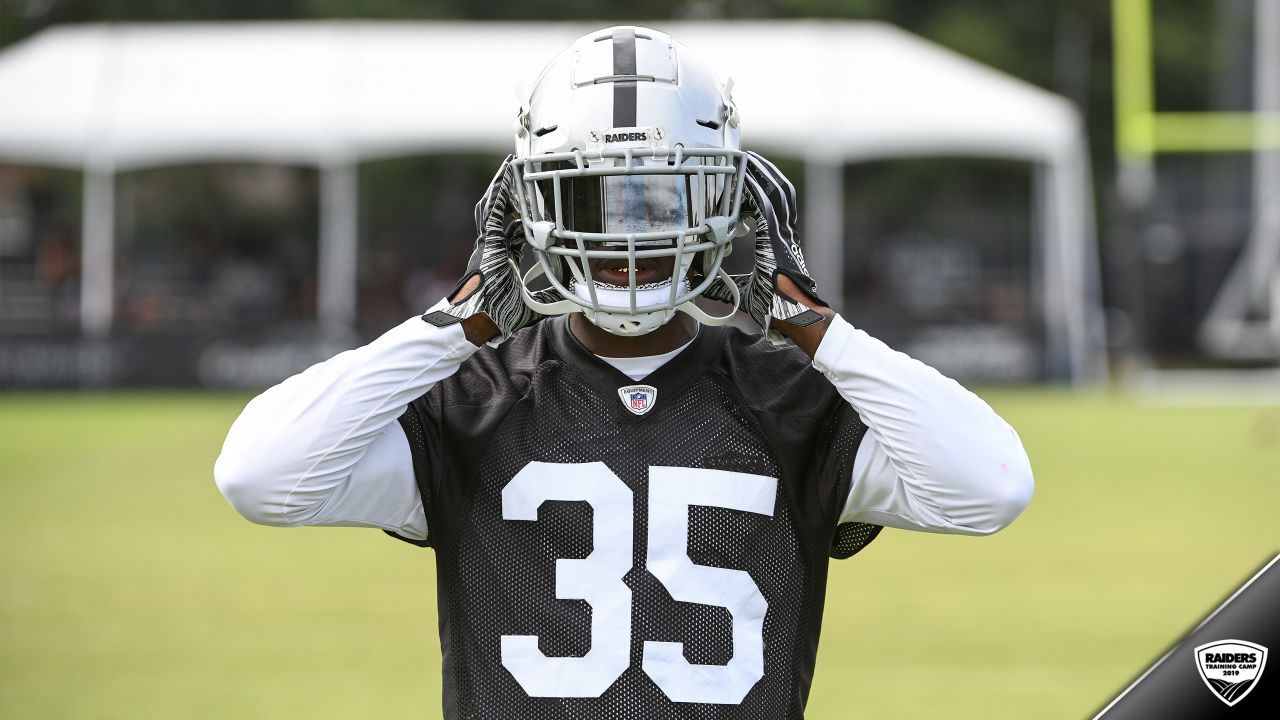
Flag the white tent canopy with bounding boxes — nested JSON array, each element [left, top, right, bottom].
[[0, 20, 1102, 380]]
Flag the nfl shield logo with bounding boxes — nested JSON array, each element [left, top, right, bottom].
[[1194, 639, 1268, 706], [617, 384, 658, 416]]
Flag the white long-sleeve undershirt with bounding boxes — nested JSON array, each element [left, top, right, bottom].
[[814, 315, 1033, 534], [215, 314, 1032, 542], [597, 336, 696, 381], [214, 317, 477, 540]]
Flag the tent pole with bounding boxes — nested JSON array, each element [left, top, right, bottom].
[[1035, 163, 1068, 381], [1044, 145, 1103, 385], [1030, 163, 1049, 375], [80, 167, 115, 337], [1077, 143, 1106, 382], [318, 160, 358, 336], [804, 157, 844, 306]]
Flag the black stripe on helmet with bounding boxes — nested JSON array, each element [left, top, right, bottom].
[[612, 28, 637, 127]]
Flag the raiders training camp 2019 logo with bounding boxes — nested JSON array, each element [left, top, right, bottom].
[[617, 384, 657, 416], [1194, 639, 1268, 706]]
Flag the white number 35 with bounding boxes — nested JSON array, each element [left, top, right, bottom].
[[500, 461, 778, 705]]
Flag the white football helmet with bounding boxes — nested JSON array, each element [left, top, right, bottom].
[[511, 26, 745, 336]]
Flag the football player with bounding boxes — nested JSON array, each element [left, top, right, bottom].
[[215, 26, 1033, 719]]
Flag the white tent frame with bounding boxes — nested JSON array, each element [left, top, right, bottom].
[[0, 20, 1104, 382]]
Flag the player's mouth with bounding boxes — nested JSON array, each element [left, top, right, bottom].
[[589, 257, 667, 286]]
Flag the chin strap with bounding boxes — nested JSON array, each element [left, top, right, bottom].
[[518, 262, 583, 316], [676, 270, 740, 326], [519, 262, 742, 331]]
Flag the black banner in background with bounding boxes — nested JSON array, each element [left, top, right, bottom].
[[1095, 554, 1279, 719], [0, 334, 358, 389]]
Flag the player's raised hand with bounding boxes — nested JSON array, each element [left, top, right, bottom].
[[422, 155, 551, 346], [716, 151, 833, 349]]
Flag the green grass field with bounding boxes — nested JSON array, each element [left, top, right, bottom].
[[1, 390, 1276, 719]]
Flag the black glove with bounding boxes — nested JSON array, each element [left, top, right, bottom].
[[421, 155, 553, 345], [705, 151, 828, 344]]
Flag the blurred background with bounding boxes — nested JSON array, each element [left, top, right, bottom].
[[0, 2, 1277, 719], [1, 0, 1278, 386]]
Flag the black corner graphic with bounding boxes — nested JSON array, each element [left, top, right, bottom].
[[1094, 554, 1279, 719]]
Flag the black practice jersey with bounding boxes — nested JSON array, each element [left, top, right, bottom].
[[394, 316, 881, 720]]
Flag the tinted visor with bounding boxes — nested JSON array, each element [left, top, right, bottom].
[[538, 171, 722, 239]]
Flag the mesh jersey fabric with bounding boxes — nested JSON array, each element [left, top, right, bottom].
[[394, 315, 882, 719]]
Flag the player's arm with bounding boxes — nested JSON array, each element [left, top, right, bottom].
[[213, 317, 479, 539], [729, 151, 1032, 536], [771, 270, 1033, 536], [215, 157, 539, 540], [791, 301, 1034, 536]]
